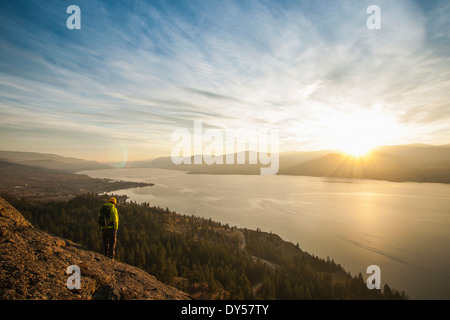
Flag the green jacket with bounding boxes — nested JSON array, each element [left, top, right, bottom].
[[99, 202, 119, 230]]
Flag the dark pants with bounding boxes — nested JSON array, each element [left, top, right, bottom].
[[102, 228, 117, 259]]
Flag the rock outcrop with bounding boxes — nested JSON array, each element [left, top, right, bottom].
[[0, 197, 190, 300]]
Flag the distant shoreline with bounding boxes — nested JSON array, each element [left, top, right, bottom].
[[100, 165, 450, 185]]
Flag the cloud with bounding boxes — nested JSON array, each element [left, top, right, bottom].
[[0, 0, 449, 159]]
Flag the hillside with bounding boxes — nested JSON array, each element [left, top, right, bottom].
[[1, 193, 407, 300], [0, 150, 110, 172], [278, 144, 450, 183], [0, 160, 153, 201], [0, 197, 190, 300]]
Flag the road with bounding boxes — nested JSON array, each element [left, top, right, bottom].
[[237, 230, 279, 295]]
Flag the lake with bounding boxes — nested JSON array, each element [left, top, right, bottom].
[[80, 168, 450, 299]]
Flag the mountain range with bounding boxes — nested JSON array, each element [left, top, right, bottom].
[[2, 143, 450, 183], [126, 144, 450, 183], [0, 150, 110, 172]]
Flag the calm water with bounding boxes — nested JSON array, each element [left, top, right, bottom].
[[81, 168, 450, 299]]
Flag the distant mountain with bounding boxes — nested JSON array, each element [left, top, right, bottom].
[[127, 144, 450, 183], [126, 156, 174, 169], [126, 150, 334, 174], [278, 144, 450, 183], [0, 151, 111, 172], [126, 151, 261, 173]]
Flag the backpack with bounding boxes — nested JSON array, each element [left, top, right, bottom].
[[98, 204, 112, 228]]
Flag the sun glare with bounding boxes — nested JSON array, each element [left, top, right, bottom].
[[342, 142, 373, 157], [326, 109, 398, 157]]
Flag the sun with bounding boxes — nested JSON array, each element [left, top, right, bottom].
[[341, 140, 373, 157], [326, 109, 398, 157]]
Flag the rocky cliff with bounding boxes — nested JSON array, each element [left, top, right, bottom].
[[0, 197, 190, 300]]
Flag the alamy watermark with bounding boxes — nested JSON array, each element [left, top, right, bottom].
[[367, 5, 381, 30], [66, 4, 380, 31], [66, 265, 81, 290], [366, 265, 381, 290], [171, 121, 279, 175], [66, 5, 81, 30]]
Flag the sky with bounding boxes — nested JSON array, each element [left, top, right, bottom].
[[0, 0, 449, 162]]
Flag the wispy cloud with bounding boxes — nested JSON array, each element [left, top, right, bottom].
[[0, 0, 449, 160]]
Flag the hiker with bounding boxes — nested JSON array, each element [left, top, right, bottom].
[[98, 197, 119, 260]]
